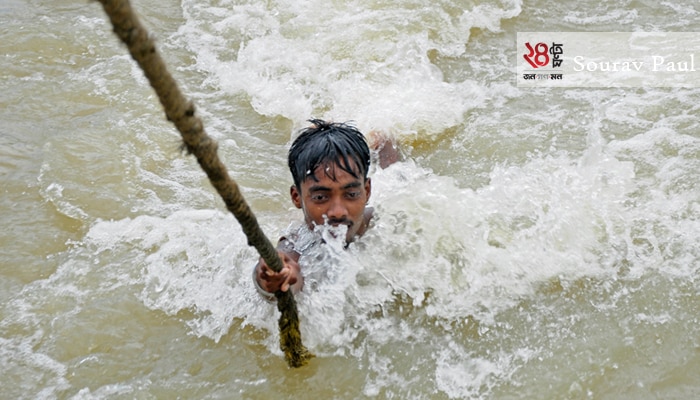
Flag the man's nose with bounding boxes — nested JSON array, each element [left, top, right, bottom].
[[326, 198, 348, 221]]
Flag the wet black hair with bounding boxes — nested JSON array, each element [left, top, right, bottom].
[[288, 119, 371, 189]]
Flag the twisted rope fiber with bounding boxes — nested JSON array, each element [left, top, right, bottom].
[[97, 0, 313, 368]]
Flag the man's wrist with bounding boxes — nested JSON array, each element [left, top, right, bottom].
[[252, 264, 276, 301]]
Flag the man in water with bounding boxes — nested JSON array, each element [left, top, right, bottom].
[[253, 119, 399, 300]]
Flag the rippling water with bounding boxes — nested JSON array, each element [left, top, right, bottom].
[[1, 0, 699, 398]]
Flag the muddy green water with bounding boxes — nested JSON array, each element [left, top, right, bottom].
[[1, 0, 699, 398]]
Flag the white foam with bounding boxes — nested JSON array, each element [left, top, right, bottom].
[[176, 0, 522, 136]]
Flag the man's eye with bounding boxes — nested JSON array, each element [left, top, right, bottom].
[[311, 194, 327, 202], [346, 191, 360, 199]]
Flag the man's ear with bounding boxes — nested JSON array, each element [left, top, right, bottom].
[[290, 185, 302, 209], [365, 178, 372, 202]]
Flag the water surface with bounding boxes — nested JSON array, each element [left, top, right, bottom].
[[1, 0, 699, 398]]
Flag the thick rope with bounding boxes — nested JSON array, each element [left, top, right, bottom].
[[96, 0, 313, 368]]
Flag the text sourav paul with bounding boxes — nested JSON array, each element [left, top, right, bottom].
[[573, 55, 697, 72]]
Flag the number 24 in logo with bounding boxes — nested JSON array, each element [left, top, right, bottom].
[[524, 42, 549, 68]]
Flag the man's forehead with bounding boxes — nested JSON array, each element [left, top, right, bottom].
[[303, 160, 362, 183]]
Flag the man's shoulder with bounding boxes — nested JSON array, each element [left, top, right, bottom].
[[364, 206, 374, 223]]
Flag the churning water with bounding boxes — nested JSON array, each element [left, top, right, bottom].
[[1, 0, 698, 398]]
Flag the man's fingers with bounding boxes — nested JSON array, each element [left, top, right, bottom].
[[261, 266, 289, 282], [259, 258, 297, 293], [261, 264, 282, 278], [282, 273, 298, 292]]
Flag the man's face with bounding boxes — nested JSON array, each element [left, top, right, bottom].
[[290, 162, 371, 242]]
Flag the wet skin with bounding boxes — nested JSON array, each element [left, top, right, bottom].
[[290, 162, 372, 243], [256, 162, 371, 294], [255, 132, 401, 296]]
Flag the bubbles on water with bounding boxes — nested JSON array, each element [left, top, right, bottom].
[[0, 335, 70, 399], [435, 349, 504, 399]]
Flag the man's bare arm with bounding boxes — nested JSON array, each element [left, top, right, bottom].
[[368, 131, 401, 169]]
